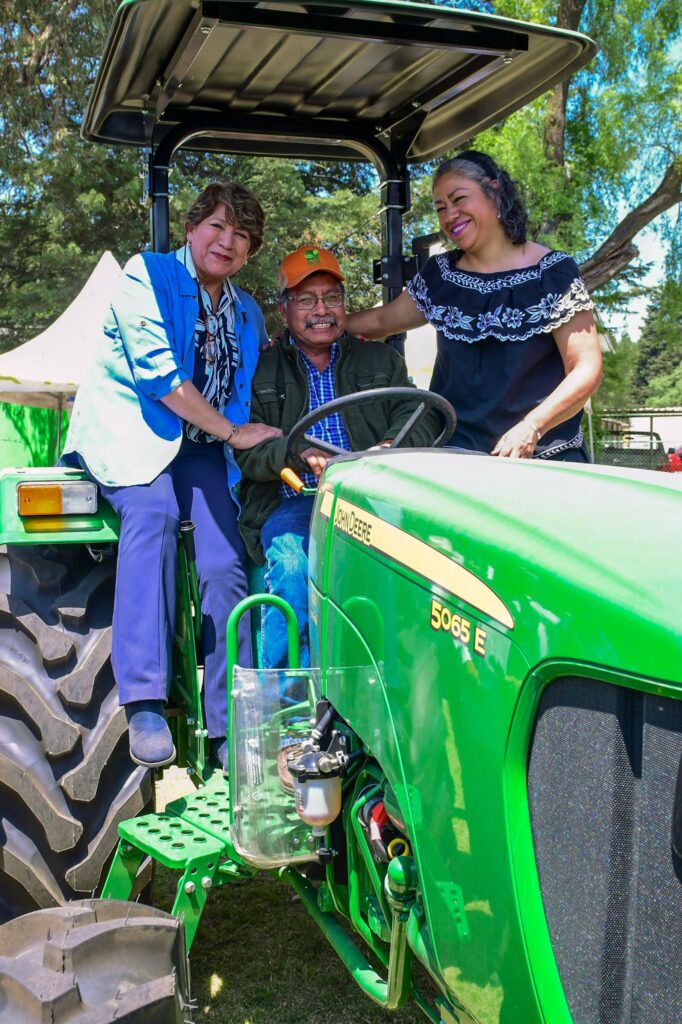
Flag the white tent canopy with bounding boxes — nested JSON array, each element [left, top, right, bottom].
[[0, 251, 121, 411]]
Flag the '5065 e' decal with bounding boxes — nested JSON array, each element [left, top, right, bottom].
[[430, 598, 487, 657]]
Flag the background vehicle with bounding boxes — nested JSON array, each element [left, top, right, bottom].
[[664, 444, 682, 471], [1, 3, 680, 1024], [596, 429, 669, 471]]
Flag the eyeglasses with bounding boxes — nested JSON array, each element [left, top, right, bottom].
[[286, 291, 344, 310]]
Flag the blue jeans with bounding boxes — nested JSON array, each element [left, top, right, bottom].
[[97, 444, 251, 740], [260, 495, 315, 673]]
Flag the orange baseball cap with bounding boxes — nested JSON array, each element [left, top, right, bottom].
[[279, 245, 345, 291]]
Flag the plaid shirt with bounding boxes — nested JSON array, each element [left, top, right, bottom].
[[280, 343, 351, 498]]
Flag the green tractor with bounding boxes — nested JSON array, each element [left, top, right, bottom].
[[1, 2, 681, 1023]]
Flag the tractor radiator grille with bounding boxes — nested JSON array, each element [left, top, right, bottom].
[[527, 676, 682, 1024]]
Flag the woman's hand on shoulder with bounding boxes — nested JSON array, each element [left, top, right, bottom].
[[491, 419, 539, 459], [230, 422, 283, 450]]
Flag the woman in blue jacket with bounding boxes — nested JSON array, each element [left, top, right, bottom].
[[63, 182, 281, 770]]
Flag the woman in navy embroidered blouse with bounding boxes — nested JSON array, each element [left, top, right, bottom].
[[347, 151, 602, 461]]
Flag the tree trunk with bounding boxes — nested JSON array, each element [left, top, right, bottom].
[[543, 0, 587, 166], [539, 0, 589, 235], [579, 160, 682, 292]]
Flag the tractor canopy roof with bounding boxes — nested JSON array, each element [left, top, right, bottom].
[[83, 0, 595, 164]]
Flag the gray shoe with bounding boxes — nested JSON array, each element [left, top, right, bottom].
[[125, 701, 176, 768]]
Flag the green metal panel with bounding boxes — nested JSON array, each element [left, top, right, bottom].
[[170, 539, 207, 779], [320, 584, 538, 1022], [309, 451, 682, 1022], [315, 451, 682, 677], [0, 467, 119, 545], [83, 0, 595, 163]]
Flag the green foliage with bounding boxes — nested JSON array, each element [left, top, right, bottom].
[[0, 0, 679, 362], [595, 334, 638, 411], [632, 277, 682, 404], [0, 0, 144, 348], [169, 153, 381, 331], [647, 362, 682, 405]]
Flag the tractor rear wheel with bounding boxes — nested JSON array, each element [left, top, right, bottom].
[[0, 544, 152, 922], [0, 899, 191, 1023]]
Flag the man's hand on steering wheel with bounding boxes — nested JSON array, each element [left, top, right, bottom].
[[302, 436, 393, 477], [285, 387, 457, 476], [301, 448, 332, 478]]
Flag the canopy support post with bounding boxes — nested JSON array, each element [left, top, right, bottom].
[[149, 122, 411, 352], [149, 151, 171, 253], [379, 151, 410, 357]]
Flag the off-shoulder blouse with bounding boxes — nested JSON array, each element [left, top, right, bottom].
[[407, 250, 594, 457]]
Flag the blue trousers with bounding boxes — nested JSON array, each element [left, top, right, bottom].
[[98, 445, 251, 739], [260, 495, 315, 671]]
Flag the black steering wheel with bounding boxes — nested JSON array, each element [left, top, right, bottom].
[[284, 387, 457, 469]]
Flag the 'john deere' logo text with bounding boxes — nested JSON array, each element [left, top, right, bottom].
[[333, 504, 373, 545]]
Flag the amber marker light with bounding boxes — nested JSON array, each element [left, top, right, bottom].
[[17, 481, 98, 516]]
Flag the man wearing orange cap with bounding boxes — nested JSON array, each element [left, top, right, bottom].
[[237, 244, 437, 673]]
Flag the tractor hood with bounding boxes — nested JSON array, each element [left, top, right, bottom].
[[313, 451, 682, 685], [83, 0, 595, 163]]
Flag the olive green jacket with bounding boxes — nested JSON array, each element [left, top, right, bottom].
[[236, 330, 439, 563]]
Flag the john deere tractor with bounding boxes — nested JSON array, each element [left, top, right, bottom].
[[1, 3, 681, 1023]]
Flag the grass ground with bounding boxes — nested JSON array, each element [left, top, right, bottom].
[[156, 868, 434, 1024], [155, 769, 435, 1024]]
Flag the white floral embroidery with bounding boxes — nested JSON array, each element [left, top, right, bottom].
[[527, 292, 564, 323], [407, 253, 594, 344], [443, 307, 475, 332], [476, 305, 504, 333], [411, 277, 429, 305], [565, 277, 592, 307], [501, 307, 524, 328], [534, 429, 585, 459], [436, 249, 568, 293]]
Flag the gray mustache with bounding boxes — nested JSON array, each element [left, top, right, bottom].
[[304, 316, 339, 327]]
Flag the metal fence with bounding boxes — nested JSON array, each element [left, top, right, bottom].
[[591, 408, 682, 471]]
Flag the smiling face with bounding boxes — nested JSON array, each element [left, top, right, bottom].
[[433, 171, 501, 251], [281, 271, 346, 364], [186, 204, 251, 287]]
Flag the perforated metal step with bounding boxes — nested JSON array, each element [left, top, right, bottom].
[[118, 812, 225, 868], [165, 775, 232, 845]]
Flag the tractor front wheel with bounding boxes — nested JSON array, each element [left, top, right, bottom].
[[0, 544, 152, 922], [0, 899, 191, 1022]]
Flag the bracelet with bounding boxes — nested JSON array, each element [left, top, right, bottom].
[[224, 422, 238, 444], [523, 417, 542, 442]]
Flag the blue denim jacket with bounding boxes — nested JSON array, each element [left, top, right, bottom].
[[63, 248, 267, 496]]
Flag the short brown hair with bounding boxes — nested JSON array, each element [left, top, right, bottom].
[[185, 182, 265, 255]]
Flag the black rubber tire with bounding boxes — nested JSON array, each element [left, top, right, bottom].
[[0, 899, 191, 1023], [0, 544, 152, 923]]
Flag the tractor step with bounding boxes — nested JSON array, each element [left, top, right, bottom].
[[118, 811, 226, 867], [164, 772, 233, 844], [102, 772, 246, 950], [118, 770, 232, 865]]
